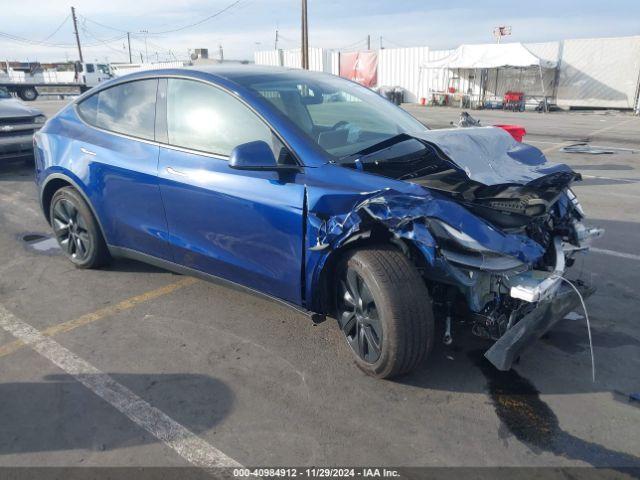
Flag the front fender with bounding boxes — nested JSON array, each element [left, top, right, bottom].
[[304, 188, 546, 313]]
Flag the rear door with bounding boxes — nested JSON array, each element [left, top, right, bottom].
[[74, 78, 171, 260], [156, 78, 306, 304]]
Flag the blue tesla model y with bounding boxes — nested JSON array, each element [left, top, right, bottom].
[[34, 66, 601, 378]]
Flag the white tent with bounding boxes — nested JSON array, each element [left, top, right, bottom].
[[419, 43, 557, 110], [421, 43, 557, 70]]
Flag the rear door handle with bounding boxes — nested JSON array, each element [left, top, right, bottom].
[[166, 166, 188, 177], [80, 147, 96, 156]]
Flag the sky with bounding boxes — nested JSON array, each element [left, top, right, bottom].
[[1, 0, 639, 64]]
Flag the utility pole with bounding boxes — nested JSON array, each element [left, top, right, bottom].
[[140, 30, 149, 63], [301, 0, 309, 69], [367, 34, 370, 50], [275, 29, 279, 50], [127, 32, 132, 63], [70, 6, 83, 63]]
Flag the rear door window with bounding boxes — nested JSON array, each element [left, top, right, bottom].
[[77, 79, 158, 141]]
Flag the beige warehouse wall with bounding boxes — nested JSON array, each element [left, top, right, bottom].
[[556, 36, 640, 109]]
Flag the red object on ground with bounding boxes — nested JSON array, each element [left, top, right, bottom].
[[504, 91, 524, 102], [420, 97, 426, 105], [494, 124, 527, 142]]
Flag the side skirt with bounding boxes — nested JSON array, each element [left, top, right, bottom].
[[108, 245, 326, 324]]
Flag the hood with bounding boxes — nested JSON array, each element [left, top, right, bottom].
[[0, 98, 43, 118], [413, 126, 574, 186], [335, 127, 580, 230]]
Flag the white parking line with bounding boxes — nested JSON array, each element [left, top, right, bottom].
[[591, 248, 640, 261], [582, 174, 637, 184], [0, 304, 242, 469], [525, 139, 564, 145]]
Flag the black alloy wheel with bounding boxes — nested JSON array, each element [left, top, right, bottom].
[[335, 247, 435, 379], [49, 186, 110, 269], [52, 198, 92, 261], [338, 267, 383, 364]]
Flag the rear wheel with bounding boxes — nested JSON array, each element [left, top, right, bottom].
[[19, 87, 38, 101], [49, 187, 110, 269], [336, 246, 434, 379]]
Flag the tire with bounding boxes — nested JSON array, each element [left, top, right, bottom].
[[19, 87, 38, 101], [335, 246, 434, 379], [49, 186, 110, 269]]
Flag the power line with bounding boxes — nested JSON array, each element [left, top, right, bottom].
[[0, 29, 124, 49], [0, 1, 244, 55], [0, 31, 77, 48], [38, 14, 70, 44], [80, 15, 128, 33], [380, 36, 408, 48], [337, 38, 368, 51], [79, 0, 244, 36], [148, 0, 245, 34], [80, 26, 128, 59]]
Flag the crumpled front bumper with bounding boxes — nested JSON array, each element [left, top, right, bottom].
[[483, 224, 602, 370], [484, 280, 595, 370]]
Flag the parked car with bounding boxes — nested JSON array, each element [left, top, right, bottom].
[[34, 66, 602, 378], [0, 86, 46, 162]]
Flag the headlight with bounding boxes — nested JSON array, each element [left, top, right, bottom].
[[566, 188, 585, 217], [429, 219, 525, 272], [431, 219, 492, 252], [34, 115, 46, 124]]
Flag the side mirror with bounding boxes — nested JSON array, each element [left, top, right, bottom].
[[229, 141, 278, 170], [229, 141, 298, 171]]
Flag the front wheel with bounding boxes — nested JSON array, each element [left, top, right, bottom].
[[336, 246, 434, 379]]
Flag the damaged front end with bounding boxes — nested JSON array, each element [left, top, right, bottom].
[[306, 128, 603, 371]]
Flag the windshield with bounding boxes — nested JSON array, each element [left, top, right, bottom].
[[240, 74, 428, 158], [0, 87, 11, 99]]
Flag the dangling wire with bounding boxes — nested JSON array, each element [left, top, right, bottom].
[[558, 276, 595, 382]]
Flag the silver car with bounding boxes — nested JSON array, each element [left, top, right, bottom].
[[0, 87, 46, 162]]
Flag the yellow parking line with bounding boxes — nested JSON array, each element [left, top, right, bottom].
[[0, 276, 198, 358]]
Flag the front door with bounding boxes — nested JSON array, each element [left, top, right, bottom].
[[156, 78, 306, 304]]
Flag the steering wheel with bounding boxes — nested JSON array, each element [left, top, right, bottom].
[[329, 120, 350, 131]]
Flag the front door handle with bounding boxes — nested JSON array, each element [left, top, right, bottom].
[[166, 166, 188, 177]]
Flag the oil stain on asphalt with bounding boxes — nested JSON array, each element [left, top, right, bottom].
[[20, 233, 60, 255], [472, 351, 640, 474]]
